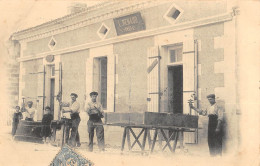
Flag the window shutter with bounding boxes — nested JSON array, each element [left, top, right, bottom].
[[147, 46, 160, 112], [36, 64, 46, 121], [183, 39, 198, 144]]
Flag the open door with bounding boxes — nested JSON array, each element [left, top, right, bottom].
[[147, 46, 160, 112]]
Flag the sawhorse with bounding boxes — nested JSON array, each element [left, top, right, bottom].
[[120, 125, 187, 153]]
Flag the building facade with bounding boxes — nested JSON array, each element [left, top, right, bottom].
[[11, 1, 240, 154]]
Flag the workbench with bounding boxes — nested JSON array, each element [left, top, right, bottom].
[[95, 123, 197, 153]]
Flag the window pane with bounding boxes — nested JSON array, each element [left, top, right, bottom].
[[170, 50, 176, 63], [51, 66, 55, 77], [176, 49, 183, 62]]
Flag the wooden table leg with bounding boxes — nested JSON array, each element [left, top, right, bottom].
[[162, 130, 175, 152], [150, 129, 158, 153], [172, 131, 179, 153], [61, 123, 66, 146], [141, 128, 148, 151], [160, 129, 173, 151], [147, 129, 152, 150], [52, 126, 57, 142], [121, 127, 127, 152], [130, 128, 144, 149], [126, 128, 131, 151], [179, 130, 184, 149]]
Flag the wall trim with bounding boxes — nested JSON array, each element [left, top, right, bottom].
[[17, 12, 233, 62], [12, 1, 164, 42]]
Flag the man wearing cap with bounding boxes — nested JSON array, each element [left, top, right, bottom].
[[61, 93, 81, 147], [189, 94, 224, 156], [22, 101, 36, 121], [85, 91, 105, 152]]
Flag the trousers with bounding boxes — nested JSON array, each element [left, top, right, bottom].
[[66, 117, 81, 147], [12, 122, 19, 136], [208, 115, 222, 156], [87, 119, 105, 151]]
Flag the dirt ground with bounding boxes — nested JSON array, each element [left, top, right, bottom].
[[0, 126, 257, 166]]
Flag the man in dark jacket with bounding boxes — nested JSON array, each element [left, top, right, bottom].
[[41, 106, 54, 143]]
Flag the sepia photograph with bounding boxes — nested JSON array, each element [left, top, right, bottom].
[[0, 0, 259, 165]]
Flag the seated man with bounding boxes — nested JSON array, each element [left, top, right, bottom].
[[41, 106, 54, 143], [23, 101, 36, 121]]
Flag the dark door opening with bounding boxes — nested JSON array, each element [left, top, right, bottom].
[[50, 78, 55, 113], [168, 65, 183, 114]]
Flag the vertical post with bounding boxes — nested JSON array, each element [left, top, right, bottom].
[[121, 127, 127, 152], [142, 128, 148, 152], [58, 62, 62, 120], [172, 131, 179, 153], [150, 129, 158, 153], [158, 47, 161, 113], [179, 130, 184, 149], [147, 129, 152, 149], [126, 128, 131, 151]]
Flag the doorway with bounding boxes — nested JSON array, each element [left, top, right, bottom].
[[168, 65, 183, 114], [93, 57, 108, 110]]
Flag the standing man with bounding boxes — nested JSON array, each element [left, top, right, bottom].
[[189, 94, 224, 156], [61, 93, 81, 147], [12, 106, 23, 137], [22, 101, 36, 121], [85, 91, 105, 152]]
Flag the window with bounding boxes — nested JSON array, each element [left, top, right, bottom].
[[169, 46, 183, 64], [97, 23, 110, 39], [48, 37, 57, 50], [50, 65, 55, 78], [164, 3, 183, 24]]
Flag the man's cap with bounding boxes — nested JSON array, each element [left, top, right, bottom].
[[15, 106, 20, 109], [27, 101, 33, 104], [70, 93, 78, 98], [90, 91, 98, 96], [207, 94, 215, 99], [45, 106, 51, 110]]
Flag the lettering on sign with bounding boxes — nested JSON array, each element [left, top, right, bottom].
[[114, 12, 146, 36]]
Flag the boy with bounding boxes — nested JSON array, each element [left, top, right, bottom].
[[23, 101, 36, 121], [41, 106, 54, 143], [85, 91, 105, 152], [12, 106, 23, 137]]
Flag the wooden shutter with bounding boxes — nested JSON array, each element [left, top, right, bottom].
[[36, 64, 46, 121], [183, 39, 198, 144], [147, 47, 160, 112]]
